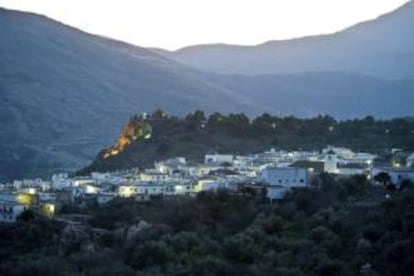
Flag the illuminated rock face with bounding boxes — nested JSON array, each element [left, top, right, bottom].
[[103, 118, 152, 160]]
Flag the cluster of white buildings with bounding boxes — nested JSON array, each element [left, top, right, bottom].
[[0, 193, 30, 223], [1, 146, 413, 222], [0, 180, 55, 223]]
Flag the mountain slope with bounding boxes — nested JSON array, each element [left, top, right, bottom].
[[213, 72, 414, 118], [153, 1, 414, 79], [0, 8, 259, 180], [81, 112, 414, 175]]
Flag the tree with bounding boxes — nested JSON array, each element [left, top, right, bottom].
[[18, 209, 35, 222], [225, 113, 250, 134], [185, 110, 206, 130], [343, 174, 370, 197], [374, 172, 391, 188], [399, 179, 414, 191], [252, 113, 274, 132], [207, 112, 223, 128], [151, 109, 166, 120], [186, 110, 205, 123]]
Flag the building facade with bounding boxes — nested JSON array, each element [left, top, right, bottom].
[[260, 167, 309, 187]]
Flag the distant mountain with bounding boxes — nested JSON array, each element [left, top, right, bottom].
[[212, 72, 414, 119], [153, 1, 414, 79], [0, 8, 258, 180]]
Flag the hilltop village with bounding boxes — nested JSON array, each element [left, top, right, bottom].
[[1, 145, 414, 223], [2, 111, 414, 223]]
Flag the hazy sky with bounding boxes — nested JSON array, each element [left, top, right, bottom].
[[0, 0, 409, 50]]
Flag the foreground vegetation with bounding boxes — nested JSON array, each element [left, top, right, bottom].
[[1, 174, 414, 275], [80, 110, 414, 174]]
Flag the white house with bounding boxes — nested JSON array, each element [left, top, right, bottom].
[[52, 173, 71, 190], [197, 181, 228, 192], [352, 153, 376, 165], [0, 203, 28, 223], [179, 164, 223, 177], [193, 177, 222, 192], [0, 193, 30, 223], [72, 178, 96, 187], [84, 184, 100, 195], [260, 167, 309, 187], [172, 183, 195, 195], [12, 180, 23, 189], [324, 150, 339, 174], [39, 181, 52, 192], [406, 153, 414, 168], [22, 187, 37, 195], [155, 157, 186, 174], [336, 163, 369, 176], [371, 167, 414, 188], [137, 184, 167, 196], [323, 146, 354, 159], [91, 172, 111, 184], [38, 192, 57, 202], [117, 183, 171, 197], [139, 171, 170, 182], [118, 185, 139, 198], [205, 154, 234, 165]]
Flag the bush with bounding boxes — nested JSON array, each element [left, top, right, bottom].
[[18, 209, 35, 222]]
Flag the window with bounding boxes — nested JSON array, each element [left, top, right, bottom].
[[300, 179, 304, 183]]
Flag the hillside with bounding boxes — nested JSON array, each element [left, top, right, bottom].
[[80, 112, 414, 174], [214, 72, 414, 119], [153, 1, 414, 79], [0, 8, 258, 181]]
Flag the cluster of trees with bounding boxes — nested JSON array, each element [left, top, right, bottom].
[[1, 174, 414, 275], [150, 109, 414, 151], [147, 109, 414, 135]]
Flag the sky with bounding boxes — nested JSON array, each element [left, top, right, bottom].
[[0, 0, 410, 50]]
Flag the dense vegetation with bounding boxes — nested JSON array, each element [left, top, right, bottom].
[[80, 110, 414, 174], [1, 174, 414, 275]]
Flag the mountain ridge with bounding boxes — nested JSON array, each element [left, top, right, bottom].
[[152, 1, 414, 79], [172, 0, 414, 51]]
